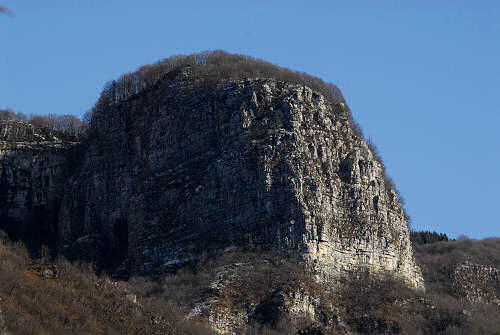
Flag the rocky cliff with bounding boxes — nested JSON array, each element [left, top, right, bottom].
[[0, 120, 75, 247], [57, 68, 423, 289], [453, 262, 500, 306]]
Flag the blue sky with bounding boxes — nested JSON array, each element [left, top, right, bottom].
[[1, 1, 499, 238]]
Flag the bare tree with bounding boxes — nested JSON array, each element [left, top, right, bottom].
[[0, 6, 13, 16], [0, 109, 27, 121]]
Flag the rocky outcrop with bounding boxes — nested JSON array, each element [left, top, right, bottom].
[[453, 262, 500, 306], [188, 258, 348, 334], [0, 121, 76, 245], [58, 69, 423, 289]]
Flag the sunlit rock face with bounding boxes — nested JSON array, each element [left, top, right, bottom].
[[58, 70, 423, 289], [453, 262, 500, 306], [0, 120, 75, 243]]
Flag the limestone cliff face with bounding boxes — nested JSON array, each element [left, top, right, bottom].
[[58, 70, 423, 289], [0, 120, 75, 242]]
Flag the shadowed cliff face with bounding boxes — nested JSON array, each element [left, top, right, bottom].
[[0, 121, 76, 252], [57, 71, 423, 289]]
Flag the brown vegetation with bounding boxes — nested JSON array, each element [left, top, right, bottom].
[[1, 233, 500, 334], [0, 108, 86, 139], [127, 250, 318, 335], [93, 50, 344, 108], [412, 238, 500, 334], [127, 243, 500, 334], [0, 238, 169, 334], [338, 269, 421, 334], [414, 237, 500, 295], [0, 241, 317, 334], [338, 264, 500, 335]]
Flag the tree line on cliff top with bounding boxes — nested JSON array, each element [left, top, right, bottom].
[[4, 51, 345, 140], [0, 108, 87, 139], [2, 51, 349, 140], [94, 50, 344, 108]]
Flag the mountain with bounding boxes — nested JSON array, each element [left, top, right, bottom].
[[57, 64, 422, 290], [1, 52, 422, 287], [5, 51, 496, 334]]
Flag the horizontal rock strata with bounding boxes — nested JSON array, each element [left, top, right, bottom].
[[0, 120, 76, 243], [57, 70, 423, 289]]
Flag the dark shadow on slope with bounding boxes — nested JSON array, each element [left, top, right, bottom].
[[0, 206, 59, 259]]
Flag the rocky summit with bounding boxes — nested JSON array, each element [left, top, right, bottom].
[[0, 63, 423, 291], [60, 68, 423, 289]]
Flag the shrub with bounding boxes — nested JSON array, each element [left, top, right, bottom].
[[126, 249, 316, 334], [0, 238, 163, 334], [412, 238, 500, 334]]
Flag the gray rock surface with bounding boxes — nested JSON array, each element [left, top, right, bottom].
[[57, 71, 423, 289], [0, 120, 75, 241], [187, 258, 349, 334], [453, 262, 500, 306]]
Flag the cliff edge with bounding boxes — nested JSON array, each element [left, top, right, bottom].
[[0, 120, 76, 248], [57, 67, 423, 289]]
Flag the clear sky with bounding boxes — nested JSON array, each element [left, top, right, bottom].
[[1, 1, 499, 239]]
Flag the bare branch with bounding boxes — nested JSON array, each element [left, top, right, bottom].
[[0, 6, 13, 17]]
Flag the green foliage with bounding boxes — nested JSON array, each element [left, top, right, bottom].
[[411, 230, 450, 245]]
